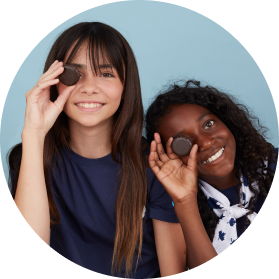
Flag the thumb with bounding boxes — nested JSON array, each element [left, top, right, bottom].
[[187, 144, 198, 175], [54, 85, 76, 111]]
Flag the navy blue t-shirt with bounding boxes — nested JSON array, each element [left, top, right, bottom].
[[217, 148, 278, 237], [10, 146, 178, 278]]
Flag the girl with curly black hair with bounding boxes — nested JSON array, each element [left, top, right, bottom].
[[145, 79, 277, 269]]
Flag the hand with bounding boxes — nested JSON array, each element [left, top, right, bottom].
[[149, 133, 198, 204], [23, 60, 75, 137]]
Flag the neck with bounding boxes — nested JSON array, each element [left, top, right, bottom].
[[200, 169, 238, 190], [68, 118, 113, 159]]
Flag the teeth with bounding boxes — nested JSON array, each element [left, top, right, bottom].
[[203, 147, 224, 164], [77, 103, 102, 108]]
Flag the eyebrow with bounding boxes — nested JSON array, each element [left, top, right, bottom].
[[171, 112, 213, 138], [67, 63, 114, 70], [67, 63, 86, 69], [197, 112, 212, 122]]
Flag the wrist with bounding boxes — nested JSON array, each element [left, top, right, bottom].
[[175, 190, 197, 204], [173, 193, 198, 211], [21, 128, 46, 144]]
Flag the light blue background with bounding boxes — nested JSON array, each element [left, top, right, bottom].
[[1, 0, 278, 181]]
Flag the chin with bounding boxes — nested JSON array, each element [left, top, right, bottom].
[[199, 161, 235, 179], [79, 119, 104, 127]]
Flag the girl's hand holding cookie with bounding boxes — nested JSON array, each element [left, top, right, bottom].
[[149, 133, 198, 205], [23, 60, 75, 137]]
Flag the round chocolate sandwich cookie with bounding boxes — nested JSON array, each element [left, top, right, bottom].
[[171, 136, 193, 157], [58, 65, 80, 86]]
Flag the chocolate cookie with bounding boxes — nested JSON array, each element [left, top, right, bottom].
[[58, 65, 80, 86], [171, 136, 193, 157]]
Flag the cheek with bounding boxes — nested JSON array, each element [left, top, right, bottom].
[[110, 84, 124, 101], [226, 130, 236, 153], [103, 79, 124, 98]]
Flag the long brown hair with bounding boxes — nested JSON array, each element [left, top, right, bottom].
[[9, 22, 147, 276]]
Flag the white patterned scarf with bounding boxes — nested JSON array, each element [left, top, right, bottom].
[[199, 173, 263, 254]]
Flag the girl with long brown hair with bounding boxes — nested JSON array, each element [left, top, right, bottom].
[[8, 22, 186, 278]]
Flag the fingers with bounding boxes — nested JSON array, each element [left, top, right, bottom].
[[149, 141, 160, 174], [26, 61, 64, 100], [149, 140, 164, 173], [39, 61, 64, 83], [53, 85, 76, 111], [187, 144, 198, 174], [165, 137, 179, 160], [35, 78, 60, 92], [26, 79, 59, 101], [154, 133, 170, 163]]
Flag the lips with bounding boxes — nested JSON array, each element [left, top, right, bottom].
[[75, 100, 105, 105], [74, 101, 105, 112], [202, 147, 225, 164], [75, 100, 105, 107], [76, 102, 103, 108]]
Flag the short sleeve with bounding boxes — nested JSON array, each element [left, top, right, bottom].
[[148, 173, 179, 223]]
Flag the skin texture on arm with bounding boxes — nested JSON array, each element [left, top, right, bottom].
[[15, 132, 50, 244], [153, 219, 187, 276], [14, 61, 74, 244], [174, 196, 217, 268]]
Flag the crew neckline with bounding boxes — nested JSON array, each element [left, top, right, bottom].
[[218, 183, 240, 195], [61, 146, 115, 166]]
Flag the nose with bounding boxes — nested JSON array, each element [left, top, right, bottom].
[[81, 75, 100, 95], [196, 133, 215, 152]]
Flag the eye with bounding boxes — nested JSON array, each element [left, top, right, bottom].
[[101, 72, 114, 78], [205, 120, 215, 129]]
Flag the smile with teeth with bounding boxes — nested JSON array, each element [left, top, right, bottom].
[[202, 147, 225, 164], [76, 103, 103, 108]]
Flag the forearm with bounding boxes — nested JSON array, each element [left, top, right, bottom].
[[14, 130, 50, 244], [174, 196, 217, 269]]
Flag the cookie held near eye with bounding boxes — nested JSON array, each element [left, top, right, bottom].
[[171, 136, 193, 157], [58, 65, 80, 86]]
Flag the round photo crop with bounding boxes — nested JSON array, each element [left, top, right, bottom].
[[1, 1, 278, 278]]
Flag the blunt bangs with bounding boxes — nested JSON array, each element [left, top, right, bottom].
[[63, 23, 126, 83]]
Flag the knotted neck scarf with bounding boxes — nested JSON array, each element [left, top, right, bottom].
[[198, 168, 266, 254]]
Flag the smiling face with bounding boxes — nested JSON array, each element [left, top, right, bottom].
[[158, 104, 237, 188], [56, 43, 124, 130]]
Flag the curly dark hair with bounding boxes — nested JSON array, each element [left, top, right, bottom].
[[145, 79, 276, 241]]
